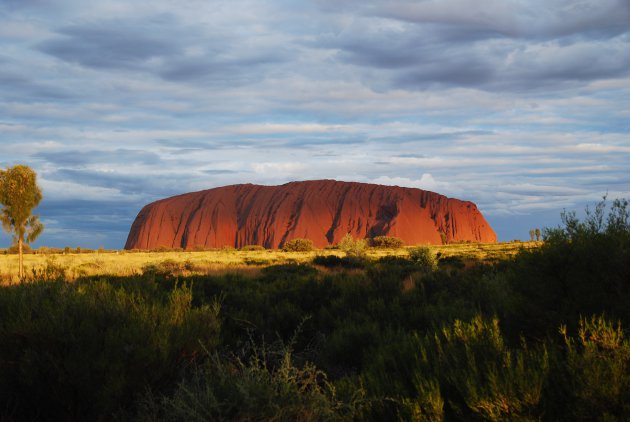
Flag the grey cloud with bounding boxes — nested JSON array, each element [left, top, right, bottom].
[[38, 23, 180, 70], [44, 167, 215, 199], [332, 30, 630, 91], [0, 69, 72, 100], [320, 0, 630, 40], [48, 169, 155, 195], [313, 1, 630, 92], [37, 16, 292, 85], [34, 149, 162, 166], [159, 53, 286, 85]]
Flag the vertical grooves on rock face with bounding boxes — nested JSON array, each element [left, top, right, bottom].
[[180, 195, 205, 248], [124, 180, 497, 249], [325, 183, 352, 243]]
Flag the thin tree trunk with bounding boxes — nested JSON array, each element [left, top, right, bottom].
[[18, 237, 23, 280]]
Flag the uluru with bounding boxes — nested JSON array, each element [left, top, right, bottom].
[[125, 180, 496, 250]]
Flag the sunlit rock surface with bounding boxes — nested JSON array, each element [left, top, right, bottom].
[[125, 180, 496, 249]]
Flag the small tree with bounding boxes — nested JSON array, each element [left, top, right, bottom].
[[529, 229, 536, 242], [0, 165, 44, 280], [338, 233, 368, 258], [408, 246, 437, 273], [535, 228, 541, 241]]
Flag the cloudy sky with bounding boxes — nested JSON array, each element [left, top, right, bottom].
[[1, 0, 629, 249]]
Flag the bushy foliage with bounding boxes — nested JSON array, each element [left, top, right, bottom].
[[506, 197, 630, 337], [142, 259, 196, 278], [141, 344, 365, 421], [338, 233, 368, 258], [282, 238, 314, 252], [370, 236, 405, 248], [408, 246, 438, 273], [313, 254, 365, 269], [547, 316, 630, 420], [411, 317, 548, 421], [27, 256, 67, 282], [0, 280, 220, 420]]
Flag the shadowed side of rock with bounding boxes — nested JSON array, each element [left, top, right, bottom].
[[124, 180, 497, 249]]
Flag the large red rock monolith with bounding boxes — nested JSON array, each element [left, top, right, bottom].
[[125, 180, 496, 249]]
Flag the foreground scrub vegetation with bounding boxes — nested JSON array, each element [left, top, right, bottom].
[[0, 241, 539, 284], [0, 199, 628, 421]]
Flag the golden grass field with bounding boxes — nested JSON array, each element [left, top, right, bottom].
[[0, 241, 541, 284]]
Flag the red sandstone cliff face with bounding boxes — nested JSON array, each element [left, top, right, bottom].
[[125, 180, 496, 250]]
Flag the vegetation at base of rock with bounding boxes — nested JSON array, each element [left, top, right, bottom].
[[0, 198, 627, 420], [370, 235, 405, 248], [338, 233, 368, 258], [282, 238, 314, 252]]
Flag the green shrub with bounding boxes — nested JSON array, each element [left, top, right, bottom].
[[261, 263, 318, 280], [313, 255, 365, 269], [546, 316, 630, 420], [27, 256, 67, 282], [370, 236, 405, 248], [437, 255, 465, 269], [338, 233, 368, 258], [401, 316, 548, 421], [0, 280, 220, 420], [282, 238, 314, 252], [408, 246, 438, 273], [507, 197, 630, 338], [142, 259, 195, 278], [140, 344, 365, 421]]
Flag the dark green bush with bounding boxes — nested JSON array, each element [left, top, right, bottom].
[[0, 280, 220, 421], [313, 255, 365, 269], [282, 238, 314, 252], [545, 316, 630, 420], [437, 255, 465, 269], [506, 197, 630, 338], [370, 236, 405, 248], [408, 246, 438, 273], [141, 345, 365, 421]]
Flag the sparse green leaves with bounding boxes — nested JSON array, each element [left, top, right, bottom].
[[338, 233, 368, 258], [282, 238, 314, 252], [0, 165, 44, 279], [408, 246, 438, 273]]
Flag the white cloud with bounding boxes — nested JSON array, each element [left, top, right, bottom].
[[371, 174, 449, 193]]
